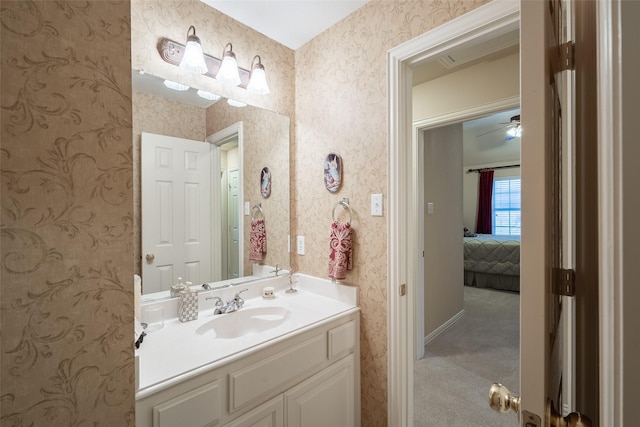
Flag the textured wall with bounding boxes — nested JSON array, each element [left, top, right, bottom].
[[206, 103, 291, 275], [1, 1, 134, 425], [293, 0, 489, 424], [132, 92, 207, 276]]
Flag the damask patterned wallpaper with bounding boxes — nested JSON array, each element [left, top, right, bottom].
[[1, 1, 134, 425], [294, 0, 489, 424]]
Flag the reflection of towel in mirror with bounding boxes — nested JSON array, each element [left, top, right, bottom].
[[328, 220, 353, 280], [249, 218, 267, 261]]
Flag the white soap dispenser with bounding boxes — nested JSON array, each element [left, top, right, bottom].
[[170, 277, 187, 298]]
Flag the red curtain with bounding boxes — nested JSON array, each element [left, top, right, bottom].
[[476, 170, 494, 234]]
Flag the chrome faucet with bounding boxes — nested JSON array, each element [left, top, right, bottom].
[[206, 289, 249, 315], [270, 264, 281, 276]]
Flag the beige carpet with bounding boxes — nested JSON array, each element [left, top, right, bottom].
[[414, 286, 520, 426]]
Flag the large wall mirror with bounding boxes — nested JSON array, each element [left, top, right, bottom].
[[132, 71, 290, 298]]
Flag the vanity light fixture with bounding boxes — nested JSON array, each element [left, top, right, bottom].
[[227, 98, 247, 108], [196, 90, 221, 101], [216, 43, 242, 86], [158, 36, 270, 94], [179, 26, 208, 74], [163, 79, 189, 91], [247, 55, 270, 95]]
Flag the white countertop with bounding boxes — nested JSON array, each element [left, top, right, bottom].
[[136, 275, 358, 399]]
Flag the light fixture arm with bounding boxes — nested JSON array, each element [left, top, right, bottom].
[[222, 42, 235, 59], [251, 55, 264, 71], [186, 25, 198, 42]]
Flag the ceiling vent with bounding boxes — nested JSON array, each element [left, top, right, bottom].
[[438, 30, 519, 69]]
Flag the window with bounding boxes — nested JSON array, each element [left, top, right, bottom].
[[493, 177, 521, 236]]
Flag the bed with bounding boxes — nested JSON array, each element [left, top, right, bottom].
[[463, 234, 520, 292]]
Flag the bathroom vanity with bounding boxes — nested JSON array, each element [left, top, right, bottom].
[[136, 275, 360, 427]]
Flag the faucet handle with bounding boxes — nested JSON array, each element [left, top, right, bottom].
[[234, 288, 249, 298], [234, 288, 249, 308], [206, 296, 224, 314]]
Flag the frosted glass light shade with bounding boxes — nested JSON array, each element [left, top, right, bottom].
[[216, 54, 241, 86], [227, 99, 247, 107], [247, 67, 270, 95], [163, 79, 189, 91], [196, 90, 221, 101], [180, 40, 208, 74]]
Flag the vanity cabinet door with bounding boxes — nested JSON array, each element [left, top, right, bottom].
[[284, 355, 355, 427], [151, 380, 222, 427], [225, 395, 283, 427]]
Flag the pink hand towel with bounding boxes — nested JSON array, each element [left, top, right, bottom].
[[328, 220, 353, 280], [249, 218, 267, 261]]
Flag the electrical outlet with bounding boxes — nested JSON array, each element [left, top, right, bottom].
[[296, 235, 305, 255]]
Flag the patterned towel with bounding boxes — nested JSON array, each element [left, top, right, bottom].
[[328, 220, 353, 280], [249, 218, 267, 261]]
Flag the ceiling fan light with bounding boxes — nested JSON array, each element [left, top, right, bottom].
[[179, 26, 208, 74]]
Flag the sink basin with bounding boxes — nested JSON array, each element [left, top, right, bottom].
[[195, 306, 291, 339]]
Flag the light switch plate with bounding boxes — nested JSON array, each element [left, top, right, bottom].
[[244, 201, 250, 215], [296, 235, 305, 255], [427, 202, 434, 215], [371, 194, 383, 216]]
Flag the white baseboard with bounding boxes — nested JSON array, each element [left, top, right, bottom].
[[423, 309, 465, 347]]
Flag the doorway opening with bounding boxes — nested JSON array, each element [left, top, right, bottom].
[[413, 108, 521, 425], [208, 122, 244, 283], [386, 2, 522, 425]]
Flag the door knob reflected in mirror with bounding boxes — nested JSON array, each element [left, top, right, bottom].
[[145, 253, 155, 262]]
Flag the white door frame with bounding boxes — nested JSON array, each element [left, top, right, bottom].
[[207, 121, 244, 282], [596, 1, 626, 424], [387, 2, 520, 425]]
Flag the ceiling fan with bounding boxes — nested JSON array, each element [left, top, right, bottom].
[[476, 114, 521, 140]]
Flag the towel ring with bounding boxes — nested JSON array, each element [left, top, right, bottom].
[[332, 198, 352, 224], [251, 203, 264, 220]]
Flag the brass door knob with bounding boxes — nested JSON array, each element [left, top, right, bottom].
[[548, 399, 593, 427], [489, 383, 520, 414], [145, 253, 155, 262]]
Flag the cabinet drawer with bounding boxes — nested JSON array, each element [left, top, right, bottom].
[[328, 320, 357, 360], [229, 333, 326, 411], [153, 381, 221, 427]]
